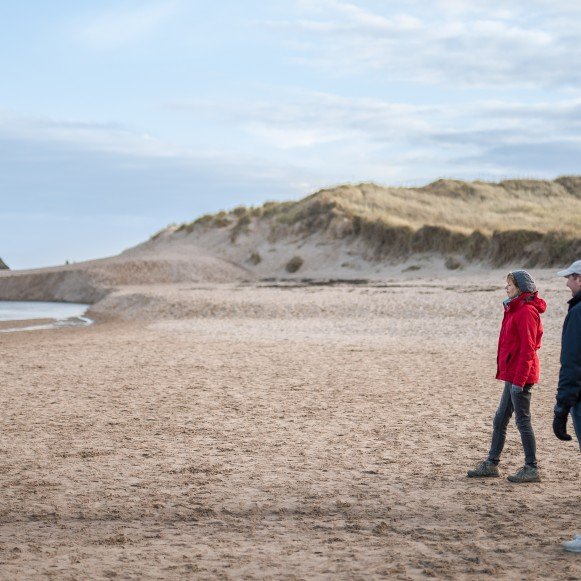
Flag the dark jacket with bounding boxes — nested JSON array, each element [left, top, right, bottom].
[[496, 292, 546, 387], [556, 291, 581, 407]]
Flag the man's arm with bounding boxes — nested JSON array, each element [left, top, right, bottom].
[[556, 307, 581, 408], [554, 306, 581, 441]]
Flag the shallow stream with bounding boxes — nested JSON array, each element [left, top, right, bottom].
[[0, 301, 92, 332]]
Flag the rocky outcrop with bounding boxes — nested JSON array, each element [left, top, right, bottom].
[[0, 268, 108, 303], [0, 252, 253, 303]]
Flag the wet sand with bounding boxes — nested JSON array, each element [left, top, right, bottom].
[[1, 274, 581, 579], [0, 319, 55, 331]]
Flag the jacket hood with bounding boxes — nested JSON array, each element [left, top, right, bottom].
[[506, 291, 546, 314]]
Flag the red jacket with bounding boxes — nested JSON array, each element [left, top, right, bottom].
[[496, 292, 546, 387]]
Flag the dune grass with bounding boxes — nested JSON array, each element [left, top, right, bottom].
[[309, 178, 581, 236], [163, 177, 581, 266]]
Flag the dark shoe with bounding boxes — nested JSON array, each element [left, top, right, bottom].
[[467, 460, 499, 478], [507, 465, 540, 483]]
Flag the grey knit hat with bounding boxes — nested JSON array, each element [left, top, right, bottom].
[[511, 270, 536, 293]]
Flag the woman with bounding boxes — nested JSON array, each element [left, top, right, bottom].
[[467, 270, 546, 483]]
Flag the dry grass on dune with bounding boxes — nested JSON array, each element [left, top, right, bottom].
[[161, 177, 581, 267], [294, 178, 581, 236], [169, 177, 581, 238]]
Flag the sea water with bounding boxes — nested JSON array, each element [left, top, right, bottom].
[[0, 301, 92, 332]]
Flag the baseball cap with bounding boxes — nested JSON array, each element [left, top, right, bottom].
[[557, 260, 581, 277]]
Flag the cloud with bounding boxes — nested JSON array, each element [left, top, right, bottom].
[[0, 111, 313, 218], [297, 1, 422, 34], [170, 90, 581, 182], [74, 1, 182, 50], [456, 140, 581, 178], [169, 93, 432, 149], [275, 0, 581, 88]]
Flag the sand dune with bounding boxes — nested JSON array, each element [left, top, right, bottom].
[[147, 177, 581, 274], [2, 177, 580, 309]]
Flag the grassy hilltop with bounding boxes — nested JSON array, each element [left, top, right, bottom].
[[157, 177, 581, 267]]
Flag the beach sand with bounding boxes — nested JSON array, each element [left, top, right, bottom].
[[1, 272, 581, 579]]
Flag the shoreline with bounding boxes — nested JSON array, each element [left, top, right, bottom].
[[0, 300, 93, 333], [0, 315, 93, 333]]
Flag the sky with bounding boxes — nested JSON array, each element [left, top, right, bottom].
[[1, 0, 581, 269]]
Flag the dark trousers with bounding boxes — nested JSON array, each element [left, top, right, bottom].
[[570, 397, 581, 452], [487, 381, 537, 468]]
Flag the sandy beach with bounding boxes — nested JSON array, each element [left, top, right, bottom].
[[1, 271, 581, 579], [4, 0, 581, 576]]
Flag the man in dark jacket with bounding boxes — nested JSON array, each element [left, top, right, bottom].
[[552, 260, 581, 552]]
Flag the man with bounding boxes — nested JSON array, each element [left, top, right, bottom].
[[552, 259, 581, 552]]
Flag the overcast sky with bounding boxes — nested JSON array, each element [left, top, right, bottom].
[[2, 0, 580, 269]]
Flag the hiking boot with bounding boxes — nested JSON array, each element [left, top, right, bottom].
[[467, 460, 499, 478], [562, 535, 581, 553], [507, 465, 541, 483]]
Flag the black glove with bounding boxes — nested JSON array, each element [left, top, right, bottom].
[[553, 404, 572, 441]]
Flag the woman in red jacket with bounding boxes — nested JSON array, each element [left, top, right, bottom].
[[468, 270, 546, 483]]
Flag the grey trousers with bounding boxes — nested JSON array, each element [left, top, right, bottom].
[[487, 381, 537, 468]]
